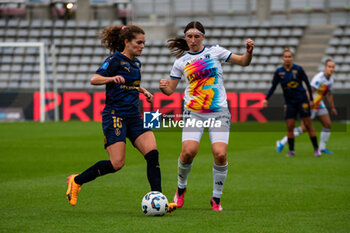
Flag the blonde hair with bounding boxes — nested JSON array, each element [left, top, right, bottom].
[[325, 58, 334, 66], [282, 47, 294, 56]]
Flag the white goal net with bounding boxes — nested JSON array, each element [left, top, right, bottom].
[[0, 42, 56, 122]]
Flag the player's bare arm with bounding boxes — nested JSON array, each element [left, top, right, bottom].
[[90, 74, 125, 85], [262, 99, 268, 108], [228, 38, 254, 66], [306, 88, 315, 108], [159, 78, 179, 96], [139, 86, 153, 103], [327, 91, 338, 115]]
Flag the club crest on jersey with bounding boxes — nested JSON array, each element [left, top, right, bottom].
[[302, 103, 309, 109], [204, 54, 211, 59], [292, 70, 298, 78], [115, 128, 121, 136], [101, 62, 109, 70]]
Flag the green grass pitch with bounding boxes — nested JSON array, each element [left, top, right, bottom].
[[0, 121, 349, 233]]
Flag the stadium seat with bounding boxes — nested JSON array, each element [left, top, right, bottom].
[[0, 19, 6, 28], [332, 28, 343, 36], [280, 28, 292, 37], [234, 29, 245, 37], [223, 29, 233, 37], [0, 81, 8, 89], [288, 38, 299, 46], [336, 46, 348, 55], [239, 74, 250, 81], [333, 55, 344, 64], [257, 28, 268, 37], [269, 56, 281, 65], [66, 20, 77, 28], [340, 37, 350, 45], [344, 28, 350, 36], [42, 20, 53, 28], [265, 65, 276, 73], [54, 20, 65, 28], [246, 28, 257, 37], [292, 28, 303, 37], [269, 28, 280, 37], [339, 64, 350, 72]]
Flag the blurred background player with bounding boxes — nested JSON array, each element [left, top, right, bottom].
[[159, 21, 254, 211], [66, 24, 176, 211], [262, 48, 321, 157], [276, 59, 337, 154]]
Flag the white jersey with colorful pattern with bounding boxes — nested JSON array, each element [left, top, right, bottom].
[[310, 71, 334, 110], [170, 45, 232, 113]]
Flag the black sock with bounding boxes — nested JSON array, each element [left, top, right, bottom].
[[310, 136, 318, 150], [288, 137, 294, 151], [144, 150, 162, 192], [74, 160, 116, 185], [213, 197, 220, 205], [177, 187, 186, 196]]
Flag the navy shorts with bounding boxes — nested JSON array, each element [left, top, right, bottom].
[[102, 111, 151, 149], [284, 102, 311, 119]]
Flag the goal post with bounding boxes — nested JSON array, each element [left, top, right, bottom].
[[0, 42, 50, 122]]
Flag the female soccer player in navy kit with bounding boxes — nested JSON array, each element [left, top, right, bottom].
[[66, 25, 176, 211], [262, 48, 321, 157], [275, 59, 337, 154], [159, 21, 254, 211]]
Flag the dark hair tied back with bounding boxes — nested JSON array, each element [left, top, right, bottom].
[[168, 21, 205, 58]]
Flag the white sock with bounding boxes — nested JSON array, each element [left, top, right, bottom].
[[177, 158, 193, 189], [212, 163, 228, 198], [319, 128, 331, 151], [294, 126, 303, 137], [280, 126, 303, 145], [280, 136, 288, 145]]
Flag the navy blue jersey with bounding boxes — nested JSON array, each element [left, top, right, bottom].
[[265, 64, 313, 104], [96, 51, 142, 117]]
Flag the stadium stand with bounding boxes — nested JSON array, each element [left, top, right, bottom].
[[0, 0, 350, 92], [323, 22, 350, 89], [0, 19, 306, 91]]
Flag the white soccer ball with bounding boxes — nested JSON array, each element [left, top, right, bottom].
[[141, 191, 168, 216]]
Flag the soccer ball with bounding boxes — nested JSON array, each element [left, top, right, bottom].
[[141, 191, 168, 216]]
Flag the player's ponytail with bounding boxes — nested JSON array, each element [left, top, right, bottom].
[[168, 21, 205, 58], [167, 37, 189, 58], [100, 25, 145, 54]]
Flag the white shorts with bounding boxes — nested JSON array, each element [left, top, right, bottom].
[[181, 108, 231, 144], [311, 108, 328, 119]]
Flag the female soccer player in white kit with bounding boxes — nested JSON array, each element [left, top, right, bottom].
[[159, 21, 254, 211]]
